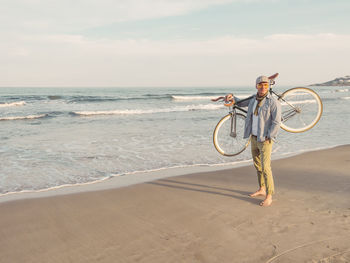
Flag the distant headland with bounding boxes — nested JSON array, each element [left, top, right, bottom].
[[310, 75, 350, 86]]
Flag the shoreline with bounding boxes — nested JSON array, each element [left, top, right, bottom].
[[0, 143, 347, 204], [1, 144, 349, 262]]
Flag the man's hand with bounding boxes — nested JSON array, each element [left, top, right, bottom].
[[265, 137, 272, 143], [224, 93, 235, 107], [225, 93, 233, 102]]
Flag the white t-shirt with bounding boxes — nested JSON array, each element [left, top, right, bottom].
[[252, 99, 258, 136]]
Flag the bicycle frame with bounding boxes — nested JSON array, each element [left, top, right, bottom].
[[269, 88, 300, 122], [228, 96, 250, 115], [227, 85, 300, 135], [212, 74, 323, 156], [227, 97, 249, 138]]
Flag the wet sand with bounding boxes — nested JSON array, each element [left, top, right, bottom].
[[0, 145, 349, 263]]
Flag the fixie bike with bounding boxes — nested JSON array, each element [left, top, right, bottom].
[[211, 73, 323, 156]]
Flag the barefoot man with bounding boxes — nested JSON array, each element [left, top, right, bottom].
[[235, 75, 281, 206]]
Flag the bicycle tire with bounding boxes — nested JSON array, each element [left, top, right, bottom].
[[279, 87, 323, 133], [213, 113, 250, 156]]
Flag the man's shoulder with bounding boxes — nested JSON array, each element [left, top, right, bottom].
[[248, 95, 256, 104], [267, 94, 280, 104]]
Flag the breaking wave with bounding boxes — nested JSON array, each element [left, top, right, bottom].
[[0, 101, 26, 107], [172, 94, 250, 101], [281, 99, 317, 106], [0, 114, 48, 121], [334, 88, 349, 93], [72, 104, 224, 116]]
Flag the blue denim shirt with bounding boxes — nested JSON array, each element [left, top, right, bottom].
[[235, 93, 281, 142]]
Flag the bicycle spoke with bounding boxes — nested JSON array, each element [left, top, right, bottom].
[[298, 114, 307, 127], [213, 113, 250, 156], [279, 88, 322, 133]]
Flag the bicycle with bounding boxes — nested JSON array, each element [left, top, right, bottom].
[[211, 73, 323, 156]]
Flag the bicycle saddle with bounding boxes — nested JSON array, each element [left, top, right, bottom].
[[268, 73, 279, 80]]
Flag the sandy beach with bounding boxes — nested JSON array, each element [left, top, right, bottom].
[[0, 145, 349, 263]]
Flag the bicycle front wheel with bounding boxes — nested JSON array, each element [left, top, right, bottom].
[[279, 87, 323, 133], [213, 113, 250, 156]]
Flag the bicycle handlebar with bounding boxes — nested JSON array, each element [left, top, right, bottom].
[[211, 96, 225, 102], [212, 94, 235, 107]]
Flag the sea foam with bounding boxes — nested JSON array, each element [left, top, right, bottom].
[[280, 99, 317, 105], [172, 94, 250, 101], [0, 114, 47, 121], [335, 88, 349, 93], [73, 104, 224, 116], [0, 101, 26, 107]]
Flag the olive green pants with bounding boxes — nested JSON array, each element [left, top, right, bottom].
[[251, 136, 275, 195]]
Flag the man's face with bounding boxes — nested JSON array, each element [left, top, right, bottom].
[[256, 82, 269, 96]]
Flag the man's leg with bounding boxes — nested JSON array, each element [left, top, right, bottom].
[[249, 136, 266, 197], [258, 140, 274, 206]]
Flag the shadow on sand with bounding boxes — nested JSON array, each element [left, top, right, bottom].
[[147, 178, 261, 205]]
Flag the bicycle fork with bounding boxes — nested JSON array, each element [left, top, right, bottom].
[[230, 110, 237, 138]]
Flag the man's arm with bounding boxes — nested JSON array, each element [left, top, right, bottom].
[[267, 100, 281, 140], [234, 95, 254, 108]]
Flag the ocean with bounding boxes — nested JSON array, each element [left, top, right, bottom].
[[0, 86, 349, 196]]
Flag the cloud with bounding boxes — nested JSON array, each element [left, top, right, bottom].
[[7, 33, 348, 56], [1, 32, 349, 86], [1, 1, 348, 86], [1, 0, 237, 32]]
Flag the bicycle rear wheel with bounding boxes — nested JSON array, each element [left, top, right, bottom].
[[279, 87, 323, 133], [213, 113, 250, 156]]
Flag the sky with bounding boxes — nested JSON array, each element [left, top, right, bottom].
[[1, 0, 349, 87]]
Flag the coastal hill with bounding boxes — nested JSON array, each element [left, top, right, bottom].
[[310, 75, 350, 86]]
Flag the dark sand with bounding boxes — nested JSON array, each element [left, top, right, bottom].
[[0, 145, 349, 263]]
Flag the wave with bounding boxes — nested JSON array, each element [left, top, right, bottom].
[[48, 95, 63, 100], [341, 96, 350, 100], [70, 93, 226, 103], [69, 95, 175, 103], [312, 88, 349, 94], [0, 114, 48, 121], [334, 88, 349, 93], [69, 92, 249, 103], [172, 95, 215, 101], [281, 99, 317, 105], [69, 96, 131, 103], [0, 101, 26, 107], [172, 94, 250, 101], [72, 104, 224, 116], [0, 92, 251, 105]]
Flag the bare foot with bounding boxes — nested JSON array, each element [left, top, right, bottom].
[[249, 188, 266, 197], [260, 195, 272, 207]]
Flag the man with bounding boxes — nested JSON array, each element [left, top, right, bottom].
[[235, 75, 281, 207]]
